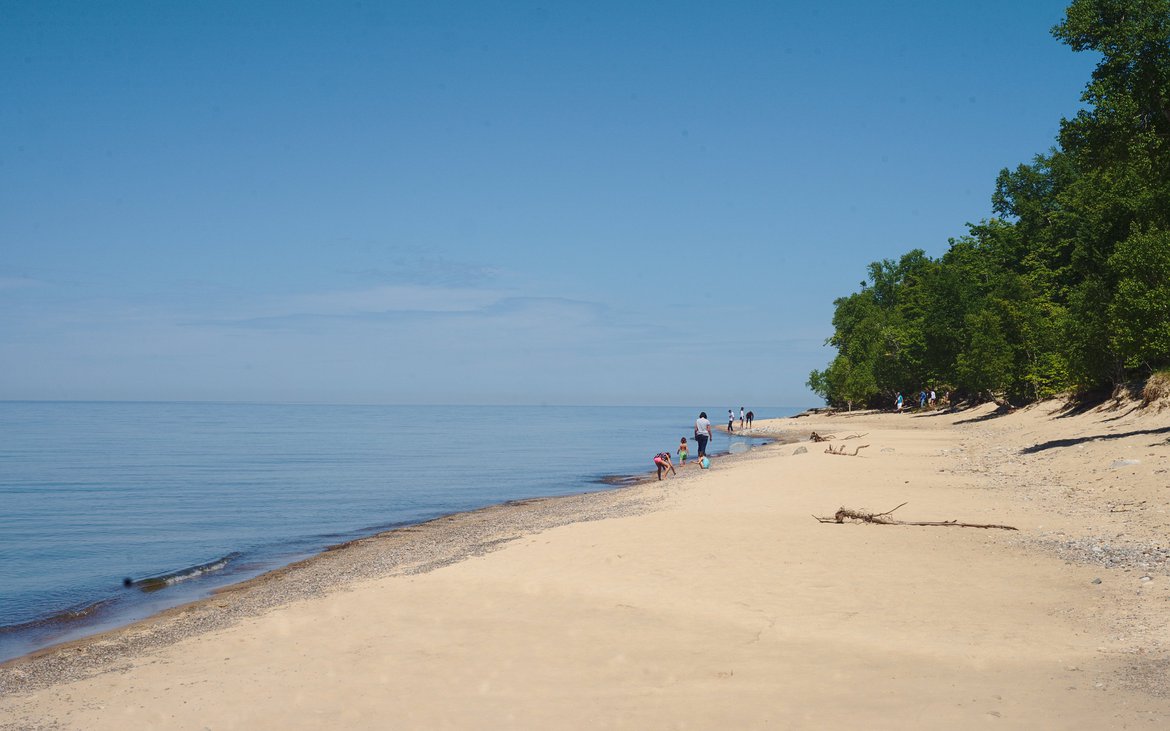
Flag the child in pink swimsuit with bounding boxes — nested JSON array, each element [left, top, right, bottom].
[[653, 452, 676, 480]]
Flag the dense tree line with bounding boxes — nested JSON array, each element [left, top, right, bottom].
[[809, 0, 1170, 409]]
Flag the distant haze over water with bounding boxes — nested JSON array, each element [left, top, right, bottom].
[[0, 402, 803, 661]]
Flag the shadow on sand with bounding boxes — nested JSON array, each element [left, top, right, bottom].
[[1019, 426, 1170, 454], [952, 404, 1016, 425]]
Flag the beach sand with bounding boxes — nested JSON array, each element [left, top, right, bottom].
[[4, 399, 1170, 729]]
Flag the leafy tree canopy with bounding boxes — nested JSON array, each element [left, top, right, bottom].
[[811, 0, 1170, 408]]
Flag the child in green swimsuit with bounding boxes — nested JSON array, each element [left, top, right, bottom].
[[677, 437, 689, 466]]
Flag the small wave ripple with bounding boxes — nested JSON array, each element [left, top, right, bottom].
[[123, 552, 242, 592]]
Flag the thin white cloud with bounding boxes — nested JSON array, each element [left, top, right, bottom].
[[283, 285, 509, 316], [182, 293, 612, 333], [0, 276, 44, 291]]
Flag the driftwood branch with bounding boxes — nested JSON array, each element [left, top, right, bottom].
[[813, 502, 1017, 531], [825, 443, 869, 456], [812, 431, 867, 443], [869, 502, 907, 518]]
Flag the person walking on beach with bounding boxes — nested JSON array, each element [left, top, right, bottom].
[[653, 451, 676, 480], [677, 437, 689, 467], [694, 412, 712, 459], [727, 410, 735, 433], [739, 407, 745, 430], [895, 392, 904, 412]]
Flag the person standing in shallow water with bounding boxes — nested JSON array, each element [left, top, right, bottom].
[[694, 412, 712, 460]]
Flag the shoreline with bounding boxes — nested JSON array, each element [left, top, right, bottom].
[[0, 429, 792, 693], [8, 402, 1168, 727], [0, 403, 792, 666], [0, 425, 780, 666]]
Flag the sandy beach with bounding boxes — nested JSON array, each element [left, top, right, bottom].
[[4, 399, 1170, 729]]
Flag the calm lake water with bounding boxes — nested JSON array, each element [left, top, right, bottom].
[[0, 402, 801, 661]]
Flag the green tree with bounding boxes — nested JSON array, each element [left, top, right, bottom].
[[1051, 0, 1170, 386], [811, 1, 1170, 405], [1109, 228, 1170, 368], [956, 309, 1014, 401]]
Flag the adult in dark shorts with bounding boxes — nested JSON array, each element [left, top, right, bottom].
[[746, 410, 754, 428], [694, 411, 712, 459]]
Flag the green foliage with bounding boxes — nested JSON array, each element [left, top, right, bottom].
[[806, 369, 830, 401], [1109, 228, 1170, 367], [1025, 350, 1072, 400], [807, 354, 879, 410], [808, 0, 1170, 407], [956, 309, 1014, 398]]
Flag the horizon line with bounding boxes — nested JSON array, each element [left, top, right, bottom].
[[0, 398, 817, 410]]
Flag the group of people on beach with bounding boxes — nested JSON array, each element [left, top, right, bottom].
[[726, 407, 754, 432], [653, 408, 752, 480], [895, 389, 941, 412]]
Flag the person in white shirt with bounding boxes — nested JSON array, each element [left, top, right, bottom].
[[694, 412, 712, 459]]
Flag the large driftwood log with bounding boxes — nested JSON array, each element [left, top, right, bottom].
[[813, 502, 1018, 531]]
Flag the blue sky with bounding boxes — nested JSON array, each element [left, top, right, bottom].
[[1, 1, 1097, 406]]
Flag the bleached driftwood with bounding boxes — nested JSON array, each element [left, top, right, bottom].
[[812, 502, 1017, 531], [825, 443, 869, 456]]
